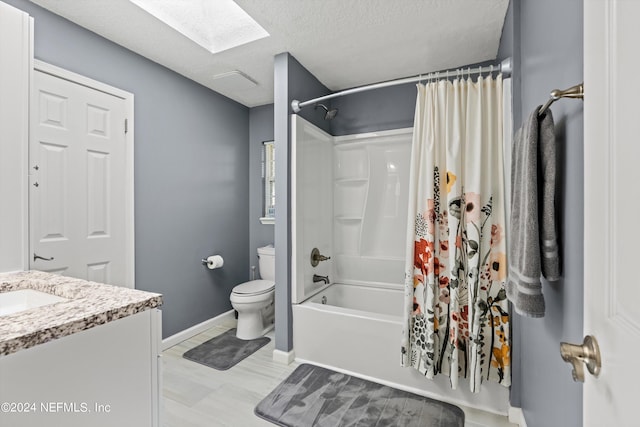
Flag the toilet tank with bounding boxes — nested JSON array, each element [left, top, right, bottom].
[[257, 245, 275, 281]]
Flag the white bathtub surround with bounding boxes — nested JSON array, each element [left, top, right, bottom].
[[293, 283, 510, 414], [402, 75, 512, 393], [291, 117, 334, 303], [291, 116, 413, 303], [332, 133, 412, 286]]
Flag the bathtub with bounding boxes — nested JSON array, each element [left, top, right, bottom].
[[292, 283, 510, 414]]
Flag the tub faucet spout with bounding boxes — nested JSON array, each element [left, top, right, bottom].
[[313, 274, 329, 284]]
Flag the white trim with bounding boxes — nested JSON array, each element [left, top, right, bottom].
[[22, 16, 33, 272], [332, 126, 413, 144], [162, 310, 235, 350], [508, 407, 528, 427], [34, 60, 131, 100], [0, 6, 32, 273], [272, 348, 296, 365], [149, 308, 162, 427], [31, 60, 136, 289], [259, 217, 275, 225], [290, 116, 299, 304]]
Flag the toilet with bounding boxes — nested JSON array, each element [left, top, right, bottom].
[[230, 245, 275, 340]]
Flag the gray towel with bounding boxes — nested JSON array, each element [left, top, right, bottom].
[[507, 107, 560, 318]]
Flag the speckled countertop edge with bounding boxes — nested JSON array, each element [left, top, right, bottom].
[[0, 271, 162, 357]]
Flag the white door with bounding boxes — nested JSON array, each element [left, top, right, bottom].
[[30, 67, 132, 287], [583, 0, 639, 425]]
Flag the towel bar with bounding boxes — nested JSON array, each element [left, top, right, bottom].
[[538, 83, 584, 116]]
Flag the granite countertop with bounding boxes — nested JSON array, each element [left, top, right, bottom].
[[0, 271, 162, 357]]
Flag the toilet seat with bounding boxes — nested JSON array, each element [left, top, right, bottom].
[[232, 280, 275, 297]]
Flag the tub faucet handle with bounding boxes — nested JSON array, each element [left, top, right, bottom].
[[310, 248, 331, 267]]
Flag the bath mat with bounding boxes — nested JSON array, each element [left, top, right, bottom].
[[182, 328, 270, 371], [255, 364, 464, 427]]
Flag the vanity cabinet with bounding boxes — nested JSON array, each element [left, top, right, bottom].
[[0, 309, 162, 427]]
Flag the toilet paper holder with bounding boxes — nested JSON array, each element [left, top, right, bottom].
[[202, 255, 224, 269]]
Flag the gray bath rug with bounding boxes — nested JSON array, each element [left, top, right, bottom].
[[255, 364, 464, 427], [182, 328, 270, 371]]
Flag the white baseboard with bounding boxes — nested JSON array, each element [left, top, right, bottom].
[[162, 309, 235, 350], [508, 407, 527, 427], [273, 348, 296, 365]]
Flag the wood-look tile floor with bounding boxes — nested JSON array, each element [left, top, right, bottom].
[[162, 319, 517, 427], [162, 318, 296, 427]]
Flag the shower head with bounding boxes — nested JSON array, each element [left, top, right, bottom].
[[315, 103, 338, 120]]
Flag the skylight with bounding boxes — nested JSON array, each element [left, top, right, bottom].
[[129, 0, 269, 54]]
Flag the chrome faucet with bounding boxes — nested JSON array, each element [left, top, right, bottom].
[[313, 274, 329, 284]]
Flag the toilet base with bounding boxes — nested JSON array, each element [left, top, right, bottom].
[[236, 311, 263, 340], [232, 294, 274, 340], [235, 313, 275, 340]]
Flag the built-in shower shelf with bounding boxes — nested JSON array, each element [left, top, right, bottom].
[[334, 178, 368, 185], [335, 216, 363, 222]]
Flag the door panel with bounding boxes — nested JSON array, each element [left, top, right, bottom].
[[30, 70, 128, 287], [87, 149, 110, 237], [583, 0, 639, 424], [37, 141, 69, 241]]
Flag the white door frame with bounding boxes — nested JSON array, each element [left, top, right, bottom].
[[30, 60, 135, 288], [0, 3, 32, 273]]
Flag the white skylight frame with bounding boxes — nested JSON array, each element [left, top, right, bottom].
[[129, 0, 269, 54]]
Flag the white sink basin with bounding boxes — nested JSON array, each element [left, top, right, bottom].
[[0, 289, 68, 316]]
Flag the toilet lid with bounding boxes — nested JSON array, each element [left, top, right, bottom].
[[232, 280, 275, 296]]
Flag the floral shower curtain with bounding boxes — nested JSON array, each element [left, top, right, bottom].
[[401, 74, 510, 392]]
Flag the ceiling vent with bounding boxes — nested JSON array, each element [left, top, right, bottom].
[[210, 70, 258, 92]]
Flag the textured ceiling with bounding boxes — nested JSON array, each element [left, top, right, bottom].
[[27, 0, 509, 107]]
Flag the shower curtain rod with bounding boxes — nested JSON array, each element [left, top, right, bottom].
[[291, 57, 512, 113]]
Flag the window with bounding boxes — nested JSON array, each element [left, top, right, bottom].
[[260, 141, 275, 225], [128, 0, 269, 54]]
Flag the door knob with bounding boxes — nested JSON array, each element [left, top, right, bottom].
[[560, 335, 601, 382]]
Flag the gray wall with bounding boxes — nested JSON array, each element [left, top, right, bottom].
[[329, 84, 416, 136], [5, 0, 250, 338], [249, 104, 275, 275], [274, 53, 331, 352], [515, 0, 584, 425]]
